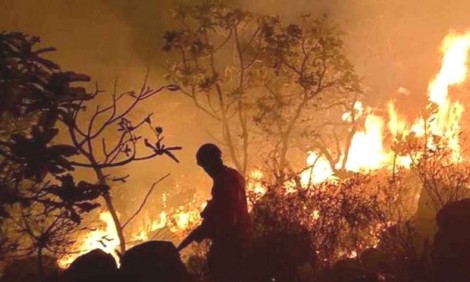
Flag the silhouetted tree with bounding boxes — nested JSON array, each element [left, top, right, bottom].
[[0, 31, 182, 270], [0, 32, 107, 275], [163, 2, 266, 176], [253, 15, 361, 181], [60, 76, 182, 253], [164, 2, 361, 181]]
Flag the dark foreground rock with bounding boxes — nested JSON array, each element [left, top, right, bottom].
[[433, 198, 470, 282], [1, 256, 59, 282], [61, 249, 117, 282], [120, 241, 189, 282]]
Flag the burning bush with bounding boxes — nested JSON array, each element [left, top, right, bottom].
[[250, 175, 386, 267]]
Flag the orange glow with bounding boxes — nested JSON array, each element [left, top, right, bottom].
[[345, 114, 388, 172], [58, 31, 470, 268], [300, 152, 334, 186], [303, 31, 470, 178], [58, 211, 120, 268]]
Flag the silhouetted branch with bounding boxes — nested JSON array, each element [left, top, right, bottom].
[[122, 173, 171, 229]]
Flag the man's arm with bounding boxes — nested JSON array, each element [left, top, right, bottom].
[[177, 224, 206, 251]]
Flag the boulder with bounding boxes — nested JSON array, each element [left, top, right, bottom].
[[62, 249, 117, 282], [331, 258, 377, 282], [1, 255, 59, 282], [433, 198, 470, 282], [119, 241, 189, 282]]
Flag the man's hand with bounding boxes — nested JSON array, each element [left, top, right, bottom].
[[177, 235, 193, 252], [177, 226, 203, 252]]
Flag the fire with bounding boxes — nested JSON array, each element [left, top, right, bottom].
[[169, 207, 202, 234], [58, 211, 120, 268], [428, 32, 470, 105], [248, 30, 470, 194], [58, 30, 470, 268], [300, 31, 470, 181], [59, 202, 202, 268], [345, 114, 388, 172], [300, 152, 334, 186], [426, 32, 470, 162], [249, 170, 267, 196], [388, 101, 408, 137]]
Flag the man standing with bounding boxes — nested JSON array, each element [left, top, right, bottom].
[[177, 144, 251, 282]]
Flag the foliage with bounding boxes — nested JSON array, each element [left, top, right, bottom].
[[253, 15, 361, 180], [251, 174, 386, 271], [0, 31, 182, 265], [163, 1, 361, 181], [0, 32, 107, 263], [163, 1, 258, 175], [59, 75, 182, 253]]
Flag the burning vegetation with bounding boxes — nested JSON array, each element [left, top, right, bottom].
[[3, 1, 470, 282]]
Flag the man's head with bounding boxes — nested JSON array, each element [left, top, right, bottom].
[[196, 143, 223, 178]]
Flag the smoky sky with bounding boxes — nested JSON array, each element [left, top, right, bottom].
[[3, 0, 470, 99]]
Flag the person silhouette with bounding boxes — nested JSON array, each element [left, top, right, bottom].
[[177, 143, 251, 282]]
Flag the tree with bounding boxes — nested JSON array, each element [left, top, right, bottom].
[[163, 2, 361, 181], [253, 15, 361, 181], [0, 32, 107, 274], [0, 31, 182, 267], [163, 1, 264, 176], [60, 79, 182, 253]]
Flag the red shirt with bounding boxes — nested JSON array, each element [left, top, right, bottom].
[[195, 166, 251, 243]]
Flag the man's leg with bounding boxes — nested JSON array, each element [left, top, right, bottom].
[[207, 240, 242, 282]]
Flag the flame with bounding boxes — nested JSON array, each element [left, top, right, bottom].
[[58, 211, 120, 268], [303, 31, 470, 178], [345, 114, 388, 172], [388, 101, 408, 137], [169, 207, 201, 234], [58, 31, 470, 267], [428, 32, 470, 105], [300, 152, 334, 186], [426, 32, 470, 162], [249, 170, 267, 196], [246, 31, 470, 198]]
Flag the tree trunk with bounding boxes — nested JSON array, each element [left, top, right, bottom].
[[95, 169, 126, 254], [278, 137, 290, 183], [37, 247, 44, 281]]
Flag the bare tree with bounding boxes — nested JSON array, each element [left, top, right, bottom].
[[60, 78, 182, 253]]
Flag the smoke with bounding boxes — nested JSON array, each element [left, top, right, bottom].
[[3, 0, 470, 226], [3, 0, 470, 95]]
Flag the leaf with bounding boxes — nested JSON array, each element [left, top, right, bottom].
[[164, 150, 180, 163], [33, 47, 56, 55], [70, 211, 82, 224], [75, 202, 100, 213], [64, 71, 91, 82], [38, 109, 59, 128], [34, 56, 60, 70], [38, 127, 59, 144], [49, 144, 78, 157], [166, 84, 180, 91]]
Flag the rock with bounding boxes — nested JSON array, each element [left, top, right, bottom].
[[2, 256, 59, 282], [62, 249, 117, 282], [360, 248, 391, 274], [243, 231, 314, 282], [433, 198, 470, 282], [119, 241, 189, 282]]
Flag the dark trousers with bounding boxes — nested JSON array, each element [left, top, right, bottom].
[[207, 237, 244, 282]]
